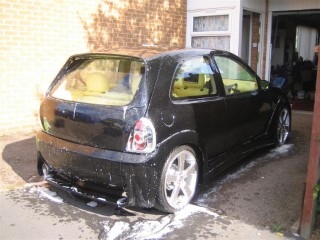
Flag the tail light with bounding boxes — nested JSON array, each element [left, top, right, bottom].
[[126, 117, 156, 153]]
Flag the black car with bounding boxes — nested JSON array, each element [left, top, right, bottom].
[[37, 48, 291, 213]]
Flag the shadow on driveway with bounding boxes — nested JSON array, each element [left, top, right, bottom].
[[1, 136, 42, 184]]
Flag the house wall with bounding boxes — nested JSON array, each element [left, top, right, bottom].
[[250, 12, 261, 72], [243, 0, 265, 12], [268, 0, 320, 11], [187, 0, 241, 11], [187, 0, 266, 76], [242, 0, 266, 76], [0, 0, 186, 135], [186, 0, 241, 54]]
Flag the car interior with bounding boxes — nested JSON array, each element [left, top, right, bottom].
[[51, 59, 144, 106]]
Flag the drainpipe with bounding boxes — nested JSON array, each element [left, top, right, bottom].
[[300, 45, 320, 239]]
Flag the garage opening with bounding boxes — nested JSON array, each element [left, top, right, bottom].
[[270, 10, 320, 111]]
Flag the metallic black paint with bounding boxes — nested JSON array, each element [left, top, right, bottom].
[[37, 49, 291, 208]]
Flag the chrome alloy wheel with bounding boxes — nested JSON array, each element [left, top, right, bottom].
[[164, 149, 198, 209], [277, 108, 290, 144]]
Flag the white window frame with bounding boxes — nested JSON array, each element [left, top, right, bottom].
[[186, 9, 234, 52]]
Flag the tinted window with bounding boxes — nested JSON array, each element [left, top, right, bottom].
[[50, 58, 145, 106], [172, 57, 217, 99], [215, 56, 258, 95]]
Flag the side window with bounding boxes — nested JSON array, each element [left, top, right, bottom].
[[172, 57, 217, 99], [214, 56, 258, 95]]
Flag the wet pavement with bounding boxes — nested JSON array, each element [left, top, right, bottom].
[[0, 111, 312, 239]]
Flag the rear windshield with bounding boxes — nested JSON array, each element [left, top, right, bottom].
[[50, 57, 145, 106]]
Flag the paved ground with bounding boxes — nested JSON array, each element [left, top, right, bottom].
[[195, 111, 313, 230], [0, 111, 313, 239]]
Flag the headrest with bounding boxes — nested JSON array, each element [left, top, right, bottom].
[[85, 72, 109, 92], [131, 74, 141, 94], [183, 74, 206, 89]]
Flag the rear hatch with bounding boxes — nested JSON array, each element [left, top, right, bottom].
[[40, 54, 150, 151]]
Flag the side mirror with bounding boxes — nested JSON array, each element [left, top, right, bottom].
[[271, 77, 287, 90], [260, 80, 270, 90]]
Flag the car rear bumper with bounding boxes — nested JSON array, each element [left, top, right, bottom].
[[36, 131, 159, 208]]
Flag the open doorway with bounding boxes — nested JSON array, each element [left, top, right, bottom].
[[241, 10, 261, 75], [270, 10, 320, 111], [241, 12, 251, 65]]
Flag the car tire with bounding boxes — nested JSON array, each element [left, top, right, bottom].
[[273, 106, 291, 146], [155, 145, 199, 213]]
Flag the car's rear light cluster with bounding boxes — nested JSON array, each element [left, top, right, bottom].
[[126, 117, 156, 153]]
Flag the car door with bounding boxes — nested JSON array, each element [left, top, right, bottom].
[[169, 55, 237, 161], [212, 52, 273, 146]]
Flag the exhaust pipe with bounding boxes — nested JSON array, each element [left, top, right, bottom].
[[116, 197, 128, 207]]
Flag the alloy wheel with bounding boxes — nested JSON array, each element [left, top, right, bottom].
[[277, 108, 290, 144], [164, 149, 198, 209]]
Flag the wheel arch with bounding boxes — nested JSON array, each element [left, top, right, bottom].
[[268, 98, 292, 146], [157, 130, 207, 184], [266, 95, 292, 135], [187, 143, 205, 184]]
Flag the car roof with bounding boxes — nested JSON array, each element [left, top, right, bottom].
[[70, 48, 223, 61], [97, 48, 166, 59]]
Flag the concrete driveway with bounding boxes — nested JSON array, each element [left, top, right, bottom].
[[0, 111, 312, 239]]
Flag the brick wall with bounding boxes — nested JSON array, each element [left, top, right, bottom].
[[250, 13, 260, 73], [0, 0, 186, 136]]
